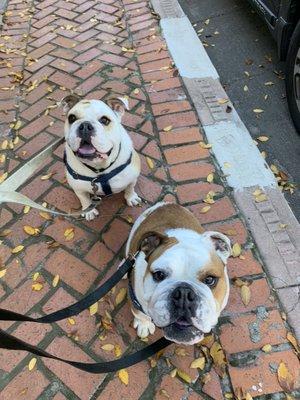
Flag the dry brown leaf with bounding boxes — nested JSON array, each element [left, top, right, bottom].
[[40, 172, 54, 180], [118, 368, 129, 385], [11, 245, 24, 254], [240, 285, 251, 306], [277, 361, 295, 392], [210, 342, 226, 377], [115, 288, 127, 306], [232, 243, 241, 257], [190, 357, 205, 370]]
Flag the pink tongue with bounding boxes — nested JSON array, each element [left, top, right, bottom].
[[78, 144, 96, 155]]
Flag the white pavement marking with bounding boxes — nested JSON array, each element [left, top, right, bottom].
[[160, 17, 218, 80]]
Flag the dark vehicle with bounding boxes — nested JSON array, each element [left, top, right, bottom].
[[247, 0, 300, 132]]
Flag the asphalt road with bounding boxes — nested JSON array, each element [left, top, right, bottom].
[[179, 0, 300, 221]]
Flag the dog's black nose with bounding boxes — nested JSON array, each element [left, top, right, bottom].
[[171, 284, 197, 317], [78, 121, 94, 138]]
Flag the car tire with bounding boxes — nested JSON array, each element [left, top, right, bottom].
[[286, 20, 300, 133]]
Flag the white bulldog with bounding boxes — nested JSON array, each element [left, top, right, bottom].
[[126, 202, 231, 345], [61, 95, 141, 220]]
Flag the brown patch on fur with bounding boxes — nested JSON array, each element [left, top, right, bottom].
[[197, 252, 228, 311], [146, 236, 179, 271], [129, 203, 204, 255]]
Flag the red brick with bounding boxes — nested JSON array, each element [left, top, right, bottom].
[[226, 278, 273, 314], [76, 76, 103, 95], [138, 49, 169, 64], [152, 101, 191, 116], [44, 248, 98, 294], [73, 48, 102, 64], [148, 77, 182, 92], [155, 375, 186, 399], [48, 71, 79, 89], [85, 242, 114, 270], [98, 53, 129, 67], [52, 35, 77, 48], [227, 251, 264, 278], [169, 161, 215, 182], [103, 219, 131, 253], [156, 111, 198, 130], [19, 115, 53, 139], [0, 369, 49, 399], [44, 337, 102, 400], [190, 196, 236, 224], [149, 88, 186, 104], [44, 186, 80, 213], [142, 140, 162, 160], [131, 19, 156, 33], [18, 132, 54, 160], [229, 350, 300, 397], [220, 310, 287, 354], [164, 143, 209, 165], [51, 58, 79, 73], [20, 98, 52, 121], [140, 58, 171, 73], [177, 182, 224, 204], [204, 219, 248, 245], [30, 32, 57, 48], [137, 175, 162, 202], [74, 60, 103, 79]]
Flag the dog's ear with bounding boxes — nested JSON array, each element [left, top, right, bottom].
[[203, 231, 232, 264], [138, 231, 169, 259], [60, 94, 81, 113], [107, 96, 129, 121]]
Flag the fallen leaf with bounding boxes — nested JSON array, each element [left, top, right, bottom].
[[0, 269, 7, 278], [245, 394, 253, 400], [146, 156, 154, 169], [28, 358, 37, 371], [255, 193, 268, 203], [40, 172, 54, 180], [115, 288, 127, 306], [64, 227, 74, 241], [253, 109, 264, 114], [199, 141, 212, 149], [240, 285, 251, 306], [68, 318, 75, 325], [200, 205, 211, 214], [32, 283, 43, 291], [33, 272, 39, 281], [232, 243, 241, 257], [163, 125, 173, 132], [277, 361, 295, 392], [218, 98, 228, 105], [262, 344, 272, 353], [11, 245, 24, 254], [257, 136, 269, 142], [114, 344, 122, 357], [0, 229, 11, 237], [133, 88, 139, 94], [23, 225, 39, 235], [39, 211, 52, 220], [23, 205, 30, 214], [190, 357, 205, 370], [118, 368, 129, 385], [210, 342, 226, 377], [1, 140, 8, 150], [52, 274, 60, 287], [243, 85, 249, 92], [102, 343, 114, 351], [287, 332, 300, 353], [0, 172, 8, 183], [206, 173, 214, 183], [177, 369, 192, 383], [170, 368, 177, 378], [89, 302, 98, 316], [14, 120, 22, 130]]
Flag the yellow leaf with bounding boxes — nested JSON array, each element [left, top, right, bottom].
[[255, 194, 268, 203], [32, 283, 43, 291], [40, 172, 53, 180], [277, 361, 295, 392], [245, 394, 253, 400], [170, 368, 177, 378], [64, 227, 74, 241], [101, 344, 114, 351], [287, 332, 300, 353], [39, 211, 52, 220], [252, 189, 262, 196], [68, 318, 76, 325], [257, 136, 269, 142], [33, 272, 39, 281], [1, 140, 8, 149], [271, 164, 279, 174], [115, 288, 127, 305], [11, 245, 24, 254], [23, 225, 39, 235], [240, 285, 251, 306], [253, 108, 264, 113], [190, 357, 205, 370], [232, 243, 241, 257], [52, 274, 60, 287], [199, 141, 212, 149], [133, 88, 139, 94], [262, 344, 272, 352], [114, 344, 122, 357], [206, 173, 214, 183], [146, 156, 154, 169], [163, 125, 173, 132], [118, 368, 129, 385], [0, 269, 7, 278], [177, 369, 192, 383], [89, 302, 98, 316], [200, 205, 211, 214], [0, 172, 8, 183], [218, 98, 228, 104], [23, 205, 31, 214], [0, 154, 6, 163], [14, 120, 22, 130], [28, 358, 37, 371], [210, 342, 226, 377]]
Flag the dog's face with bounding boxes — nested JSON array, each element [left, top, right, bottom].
[[136, 229, 231, 345], [61, 94, 129, 166]]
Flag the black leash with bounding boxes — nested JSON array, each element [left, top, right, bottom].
[[0, 254, 172, 373]]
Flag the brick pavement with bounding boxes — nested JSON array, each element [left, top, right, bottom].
[[0, 0, 300, 399]]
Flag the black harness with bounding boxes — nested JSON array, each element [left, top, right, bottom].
[[0, 254, 171, 373], [63, 147, 132, 196]]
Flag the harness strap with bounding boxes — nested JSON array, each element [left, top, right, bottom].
[[64, 151, 133, 196], [0, 330, 171, 373]]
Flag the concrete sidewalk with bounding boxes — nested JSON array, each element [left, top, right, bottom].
[[0, 0, 299, 399]]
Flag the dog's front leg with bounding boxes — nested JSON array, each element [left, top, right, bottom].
[[75, 190, 99, 221], [132, 308, 155, 338], [124, 181, 141, 206]]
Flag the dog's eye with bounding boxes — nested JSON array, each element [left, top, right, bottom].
[[99, 116, 111, 126], [152, 270, 167, 283], [68, 114, 77, 124], [202, 276, 218, 288]]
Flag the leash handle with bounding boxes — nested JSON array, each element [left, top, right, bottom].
[[0, 255, 136, 324], [0, 329, 171, 373]]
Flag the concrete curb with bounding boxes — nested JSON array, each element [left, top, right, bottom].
[[151, 0, 300, 339]]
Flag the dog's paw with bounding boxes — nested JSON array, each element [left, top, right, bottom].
[[82, 208, 99, 221], [125, 192, 142, 207], [133, 316, 155, 338]]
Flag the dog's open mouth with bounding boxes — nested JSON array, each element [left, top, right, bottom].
[[76, 142, 112, 160], [173, 316, 193, 330]]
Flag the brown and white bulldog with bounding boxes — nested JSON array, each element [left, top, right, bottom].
[[61, 94, 141, 221], [125, 202, 231, 345]]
